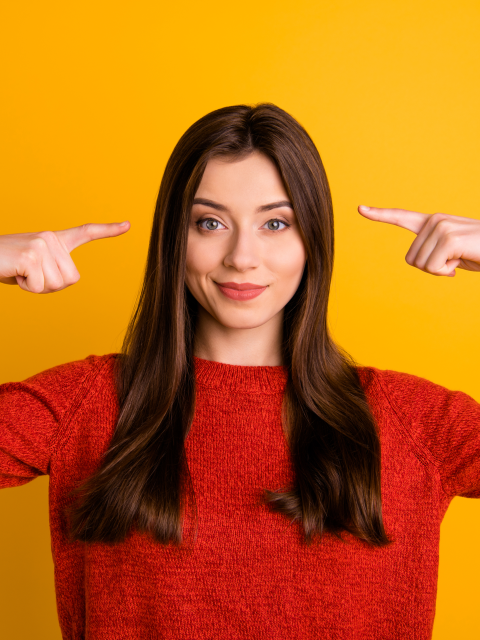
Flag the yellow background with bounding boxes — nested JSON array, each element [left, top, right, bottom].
[[1, 0, 479, 637]]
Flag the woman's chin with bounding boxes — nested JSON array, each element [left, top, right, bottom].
[[212, 310, 279, 331]]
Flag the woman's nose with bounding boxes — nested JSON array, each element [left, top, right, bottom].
[[223, 229, 261, 272]]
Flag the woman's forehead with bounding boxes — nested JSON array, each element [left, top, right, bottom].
[[195, 152, 290, 205]]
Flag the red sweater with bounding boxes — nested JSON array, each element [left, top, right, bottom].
[[1, 354, 479, 639]]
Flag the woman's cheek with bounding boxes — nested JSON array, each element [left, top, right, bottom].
[[272, 240, 306, 285], [186, 239, 218, 277]]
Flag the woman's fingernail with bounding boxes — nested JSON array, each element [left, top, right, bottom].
[[359, 205, 370, 212]]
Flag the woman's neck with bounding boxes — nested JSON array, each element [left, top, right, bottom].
[[193, 307, 284, 366]]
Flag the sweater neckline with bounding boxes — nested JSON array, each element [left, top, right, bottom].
[[193, 356, 288, 393]]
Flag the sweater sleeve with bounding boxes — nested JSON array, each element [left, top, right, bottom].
[[374, 369, 480, 500], [0, 354, 116, 488]]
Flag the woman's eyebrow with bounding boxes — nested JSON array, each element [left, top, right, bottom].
[[192, 198, 293, 212], [258, 201, 294, 212]]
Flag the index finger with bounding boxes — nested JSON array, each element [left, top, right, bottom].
[[56, 221, 131, 253], [358, 206, 430, 235]]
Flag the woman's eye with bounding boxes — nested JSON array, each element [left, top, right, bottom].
[[263, 219, 289, 231], [197, 218, 225, 231], [196, 218, 290, 232]]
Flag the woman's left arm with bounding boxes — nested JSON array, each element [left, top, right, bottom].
[[358, 205, 480, 277]]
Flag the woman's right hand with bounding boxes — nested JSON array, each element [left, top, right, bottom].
[[0, 221, 130, 293]]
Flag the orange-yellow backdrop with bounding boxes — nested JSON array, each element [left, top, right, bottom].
[[1, 0, 479, 637]]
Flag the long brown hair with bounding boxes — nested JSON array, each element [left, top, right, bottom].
[[69, 103, 393, 548]]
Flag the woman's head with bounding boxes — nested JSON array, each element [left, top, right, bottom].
[[151, 103, 335, 368], [69, 104, 391, 550]]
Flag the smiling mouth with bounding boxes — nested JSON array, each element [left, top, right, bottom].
[[215, 281, 266, 290], [215, 281, 267, 301]]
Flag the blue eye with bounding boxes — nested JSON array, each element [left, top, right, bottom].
[[264, 219, 289, 231], [196, 218, 290, 231], [197, 218, 225, 231]]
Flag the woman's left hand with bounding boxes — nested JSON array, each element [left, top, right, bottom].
[[358, 206, 480, 277]]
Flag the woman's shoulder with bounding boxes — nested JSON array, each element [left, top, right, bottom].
[[355, 364, 478, 418], [0, 353, 119, 422], [20, 352, 118, 390], [0, 354, 119, 487], [356, 364, 437, 391], [355, 365, 480, 500]]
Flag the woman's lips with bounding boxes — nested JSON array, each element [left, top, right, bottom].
[[215, 281, 267, 301]]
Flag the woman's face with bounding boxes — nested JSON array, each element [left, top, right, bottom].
[[185, 151, 307, 331]]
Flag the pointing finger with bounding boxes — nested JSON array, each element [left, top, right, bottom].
[[56, 221, 130, 253], [358, 206, 430, 235]]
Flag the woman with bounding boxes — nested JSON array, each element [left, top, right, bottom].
[[0, 103, 479, 639]]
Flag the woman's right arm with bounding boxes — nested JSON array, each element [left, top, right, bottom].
[[0, 220, 129, 486], [0, 221, 130, 293]]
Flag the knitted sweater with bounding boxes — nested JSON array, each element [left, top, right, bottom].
[[1, 354, 479, 639]]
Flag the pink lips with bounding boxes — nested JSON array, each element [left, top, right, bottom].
[[215, 281, 267, 301]]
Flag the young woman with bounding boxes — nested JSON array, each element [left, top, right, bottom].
[[1, 103, 479, 640]]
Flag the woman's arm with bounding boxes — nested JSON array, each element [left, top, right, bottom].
[[0, 220, 129, 484], [358, 205, 480, 276], [0, 221, 130, 292]]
